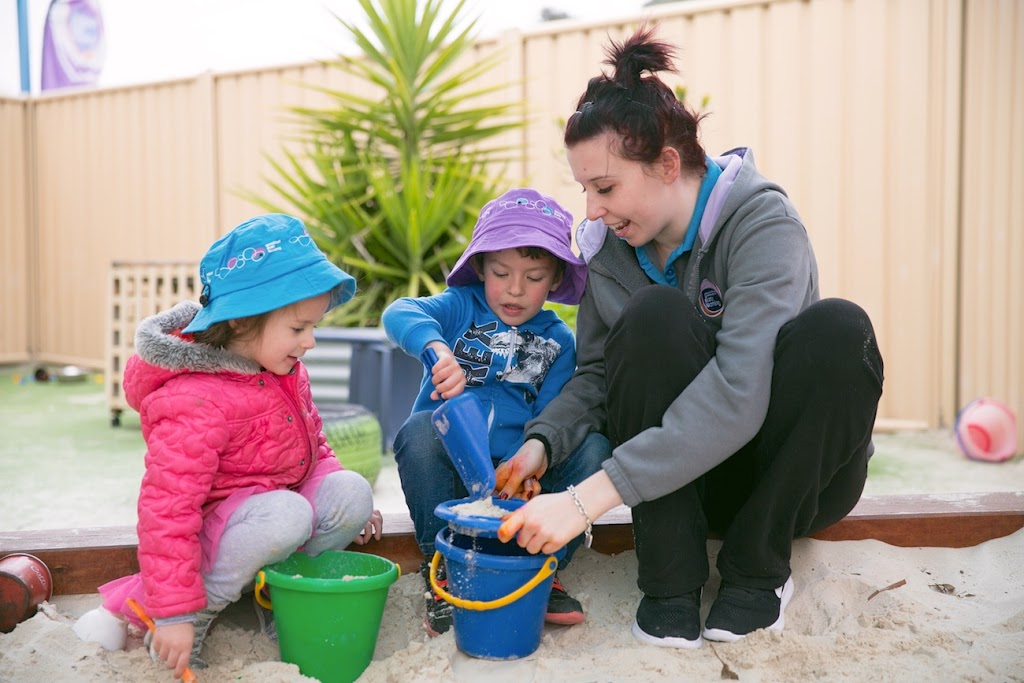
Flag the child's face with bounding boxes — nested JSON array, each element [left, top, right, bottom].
[[229, 293, 330, 375], [478, 249, 562, 326]]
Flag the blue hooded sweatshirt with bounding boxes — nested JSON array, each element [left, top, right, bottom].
[[383, 283, 577, 461]]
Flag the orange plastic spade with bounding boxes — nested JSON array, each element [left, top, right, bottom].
[[126, 598, 198, 683]]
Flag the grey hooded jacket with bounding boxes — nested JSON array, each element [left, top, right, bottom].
[[525, 148, 822, 507]]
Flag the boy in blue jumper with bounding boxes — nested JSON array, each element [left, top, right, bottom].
[[383, 188, 609, 636]]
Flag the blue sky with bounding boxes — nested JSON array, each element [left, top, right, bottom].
[[1, 0, 651, 96]]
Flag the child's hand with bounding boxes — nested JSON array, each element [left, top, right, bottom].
[[425, 343, 466, 400], [352, 509, 383, 545], [508, 477, 541, 501], [495, 440, 548, 500], [151, 622, 194, 680]]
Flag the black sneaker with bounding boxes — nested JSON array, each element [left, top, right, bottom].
[[702, 577, 794, 642], [631, 589, 702, 649], [420, 560, 454, 637], [545, 575, 585, 625]]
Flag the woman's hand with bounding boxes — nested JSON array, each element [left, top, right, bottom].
[[498, 471, 623, 555], [497, 491, 586, 555], [495, 439, 548, 500], [151, 622, 194, 680], [425, 342, 466, 400], [352, 509, 383, 545]]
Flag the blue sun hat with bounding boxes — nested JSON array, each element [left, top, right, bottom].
[[182, 213, 356, 333], [446, 188, 587, 305]]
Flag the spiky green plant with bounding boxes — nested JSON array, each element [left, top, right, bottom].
[[247, 0, 522, 326]]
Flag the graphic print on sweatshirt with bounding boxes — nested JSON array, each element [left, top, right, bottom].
[[452, 322, 562, 393]]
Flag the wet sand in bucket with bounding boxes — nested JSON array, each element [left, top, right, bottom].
[[450, 498, 508, 518]]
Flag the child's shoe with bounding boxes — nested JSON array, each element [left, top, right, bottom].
[[72, 606, 128, 651], [419, 560, 453, 636], [545, 574, 585, 625]]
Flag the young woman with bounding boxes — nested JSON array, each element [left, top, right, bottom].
[[496, 25, 884, 649]]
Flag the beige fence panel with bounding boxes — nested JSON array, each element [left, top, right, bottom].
[[0, 98, 32, 364], [214, 61, 358, 231], [958, 0, 1024, 448], [30, 77, 218, 365], [521, 0, 961, 429], [105, 262, 197, 425], [214, 36, 524, 234], [6, 0, 1023, 441]]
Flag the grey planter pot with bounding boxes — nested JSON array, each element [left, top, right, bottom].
[[306, 327, 422, 452]]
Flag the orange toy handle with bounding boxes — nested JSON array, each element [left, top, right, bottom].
[[126, 598, 198, 683], [126, 598, 156, 630]]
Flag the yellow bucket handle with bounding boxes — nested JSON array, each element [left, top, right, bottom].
[[254, 571, 272, 610], [429, 550, 557, 611]]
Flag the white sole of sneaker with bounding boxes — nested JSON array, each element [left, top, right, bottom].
[[702, 576, 795, 643], [631, 621, 702, 649]]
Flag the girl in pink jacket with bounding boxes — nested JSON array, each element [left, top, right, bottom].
[[73, 214, 383, 678]]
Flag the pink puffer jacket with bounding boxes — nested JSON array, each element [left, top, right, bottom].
[[121, 301, 341, 618]]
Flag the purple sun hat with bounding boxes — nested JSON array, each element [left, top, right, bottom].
[[446, 188, 587, 305]]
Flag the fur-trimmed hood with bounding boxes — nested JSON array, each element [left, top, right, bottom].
[[126, 301, 261, 410], [135, 301, 261, 374]]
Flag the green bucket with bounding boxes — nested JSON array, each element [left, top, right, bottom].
[[256, 550, 399, 683]]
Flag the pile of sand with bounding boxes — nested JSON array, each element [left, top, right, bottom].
[[2, 527, 1022, 682]]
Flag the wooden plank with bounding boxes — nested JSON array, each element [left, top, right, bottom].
[[2, 493, 1020, 596], [0, 527, 140, 596], [810, 491, 1024, 548]]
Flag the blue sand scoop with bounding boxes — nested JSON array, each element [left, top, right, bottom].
[[421, 348, 496, 499]]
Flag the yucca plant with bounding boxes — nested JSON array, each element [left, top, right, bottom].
[[248, 0, 522, 326]]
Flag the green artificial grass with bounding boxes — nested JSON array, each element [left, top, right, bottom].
[[0, 365, 146, 531]]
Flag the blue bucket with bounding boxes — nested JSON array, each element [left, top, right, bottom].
[[433, 526, 565, 660]]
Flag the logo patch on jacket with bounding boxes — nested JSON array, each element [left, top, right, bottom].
[[699, 279, 724, 317]]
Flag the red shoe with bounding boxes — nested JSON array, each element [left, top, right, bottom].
[[545, 575, 585, 625]]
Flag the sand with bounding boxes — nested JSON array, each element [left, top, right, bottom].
[[2, 527, 1023, 683]]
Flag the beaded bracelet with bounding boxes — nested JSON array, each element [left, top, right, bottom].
[[566, 485, 593, 548]]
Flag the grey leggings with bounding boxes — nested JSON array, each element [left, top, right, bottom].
[[204, 470, 373, 607]]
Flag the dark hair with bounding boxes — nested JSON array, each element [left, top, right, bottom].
[[471, 247, 566, 280], [191, 312, 269, 349], [564, 24, 707, 176]]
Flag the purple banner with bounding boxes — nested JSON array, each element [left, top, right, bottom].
[[41, 0, 105, 90]]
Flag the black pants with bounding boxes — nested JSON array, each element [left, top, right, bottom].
[[605, 286, 884, 596]]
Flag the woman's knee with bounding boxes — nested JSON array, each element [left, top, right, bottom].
[[621, 285, 689, 324], [607, 286, 712, 377], [779, 298, 883, 383], [787, 299, 875, 348]]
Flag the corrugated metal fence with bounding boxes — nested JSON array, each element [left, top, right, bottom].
[[0, 0, 1021, 444]]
